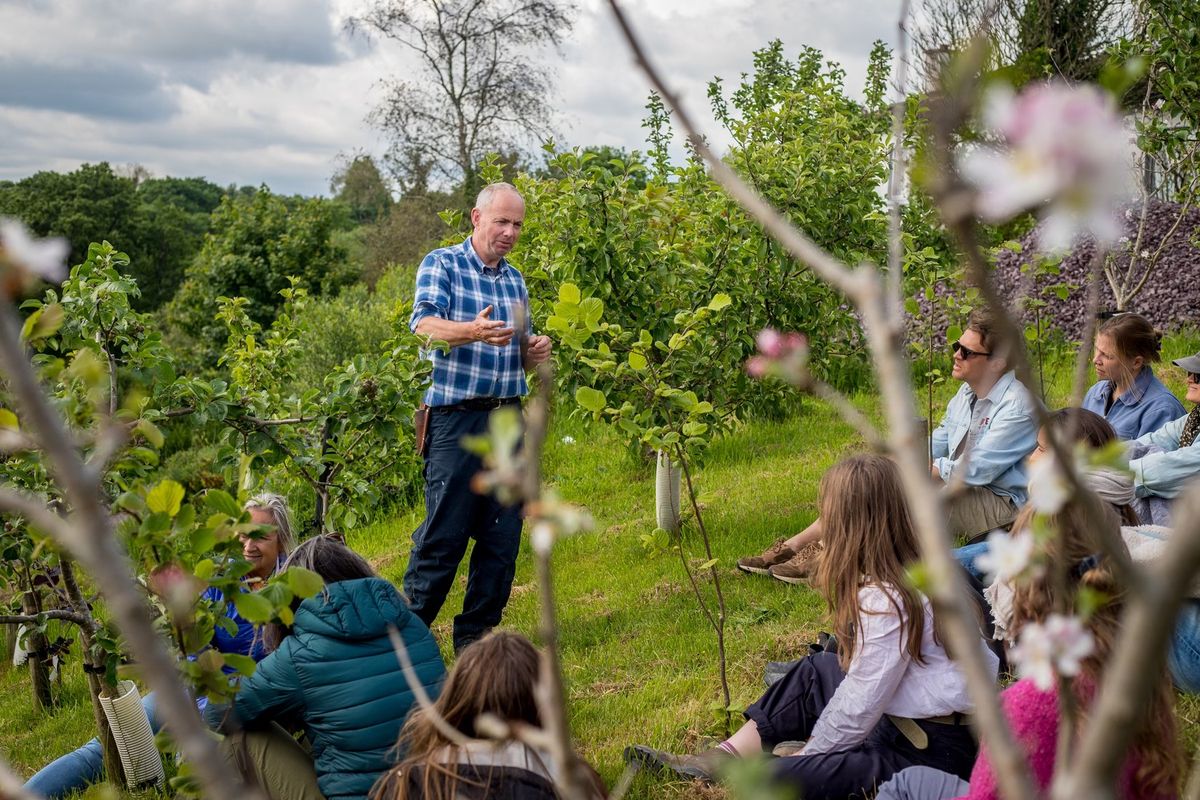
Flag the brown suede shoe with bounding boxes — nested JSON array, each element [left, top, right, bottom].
[[624, 744, 729, 782], [736, 538, 795, 575], [767, 542, 824, 585]]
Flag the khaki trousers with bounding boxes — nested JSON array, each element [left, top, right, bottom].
[[946, 486, 1017, 542], [221, 723, 325, 800]]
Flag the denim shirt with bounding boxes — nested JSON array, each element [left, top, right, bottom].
[[1130, 411, 1200, 499], [930, 371, 1038, 505], [1082, 367, 1184, 440]]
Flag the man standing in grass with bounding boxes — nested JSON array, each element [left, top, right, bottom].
[[406, 182, 552, 653], [738, 306, 1038, 583]]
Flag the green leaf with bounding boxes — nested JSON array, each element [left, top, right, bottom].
[[21, 303, 64, 342], [557, 283, 581, 305], [134, 419, 164, 449], [575, 386, 606, 413], [232, 592, 274, 624], [698, 558, 718, 570], [285, 567, 325, 599], [221, 653, 257, 676], [193, 559, 216, 581], [628, 352, 648, 371], [204, 490, 242, 519], [0, 408, 17, 430], [707, 293, 732, 311], [146, 480, 185, 517]]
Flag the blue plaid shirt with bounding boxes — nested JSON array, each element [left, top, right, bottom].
[[409, 237, 532, 406]]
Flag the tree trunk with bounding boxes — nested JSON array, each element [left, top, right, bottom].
[[79, 628, 126, 789], [20, 592, 54, 711]]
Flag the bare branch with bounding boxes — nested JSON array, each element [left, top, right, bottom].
[[0, 488, 70, 541], [0, 301, 265, 800], [385, 624, 471, 747], [602, 4, 1036, 797], [886, 0, 914, 327], [1055, 486, 1200, 798], [807, 380, 887, 452], [0, 754, 44, 800], [0, 609, 92, 627]]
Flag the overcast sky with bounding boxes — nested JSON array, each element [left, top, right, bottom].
[[0, 0, 902, 196]]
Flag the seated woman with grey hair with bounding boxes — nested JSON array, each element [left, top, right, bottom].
[[23, 493, 297, 798]]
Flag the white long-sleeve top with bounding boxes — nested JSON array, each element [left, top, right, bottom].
[[803, 583, 999, 756]]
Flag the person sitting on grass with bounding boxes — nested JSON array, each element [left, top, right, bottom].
[[738, 307, 1037, 585], [205, 535, 446, 800], [371, 630, 606, 800], [875, 501, 1182, 800], [1126, 348, 1200, 526], [954, 408, 1141, 581], [1083, 312, 1184, 441], [627, 454, 997, 800], [23, 492, 297, 799]]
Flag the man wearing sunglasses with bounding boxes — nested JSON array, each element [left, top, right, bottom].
[[738, 307, 1037, 583], [930, 306, 1038, 541]]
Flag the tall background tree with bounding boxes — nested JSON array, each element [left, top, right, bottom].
[[349, 0, 576, 198]]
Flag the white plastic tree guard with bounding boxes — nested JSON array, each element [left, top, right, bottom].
[[98, 680, 165, 789], [655, 450, 681, 534]]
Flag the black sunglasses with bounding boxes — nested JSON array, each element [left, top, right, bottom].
[[1188, 372, 1200, 384], [952, 341, 991, 360]]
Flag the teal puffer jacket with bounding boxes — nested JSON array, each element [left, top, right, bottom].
[[229, 577, 446, 800]]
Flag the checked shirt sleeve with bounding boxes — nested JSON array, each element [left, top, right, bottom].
[[409, 252, 452, 332]]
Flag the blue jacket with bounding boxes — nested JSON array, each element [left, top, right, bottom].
[[1082, 367, 1184, 440], [1131, 411, 1200, 499], [213, 577, 446, 800], [931, 371, 1039, 505]]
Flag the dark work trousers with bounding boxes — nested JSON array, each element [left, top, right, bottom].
[[744, 652, 979, 800], [402, 407, 523, 652]]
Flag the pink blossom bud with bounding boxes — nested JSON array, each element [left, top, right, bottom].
[[756, 328, 783, 358]]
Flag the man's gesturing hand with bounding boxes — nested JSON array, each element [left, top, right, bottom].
[[524, 334, 552, 367], [469, 305, 514, 346]]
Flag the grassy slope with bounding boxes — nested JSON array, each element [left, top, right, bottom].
[[4, 333, 1200, 798]]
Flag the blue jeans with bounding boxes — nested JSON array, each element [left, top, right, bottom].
[[25, 691, 160, 798], [403, 407, 523, 652], [1170, 599, 1200, 693], [953, 542, 989, 582]]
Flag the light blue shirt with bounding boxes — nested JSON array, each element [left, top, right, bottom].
[[1082, 366, 1184, 440], [931, 371, 1038, 505], [1130, 410, 1200, 499]]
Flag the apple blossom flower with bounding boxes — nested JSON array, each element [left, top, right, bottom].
[[1010, 613, 1095, 691], [746, 329, 809, 385], [960, 82, 1135, 253], [530, 521, 556, 556], [1028, 454, 1072, 513], [975, 529, 1036, 584], [0, 218, 68, 283]]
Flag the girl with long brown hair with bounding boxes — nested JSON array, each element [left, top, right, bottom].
[[371, 631, 605, 800], [875, 497, 1182, 800], [627, 454, 997, 799]]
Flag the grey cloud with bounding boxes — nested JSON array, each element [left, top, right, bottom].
[[0, 59, 177, 121]]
